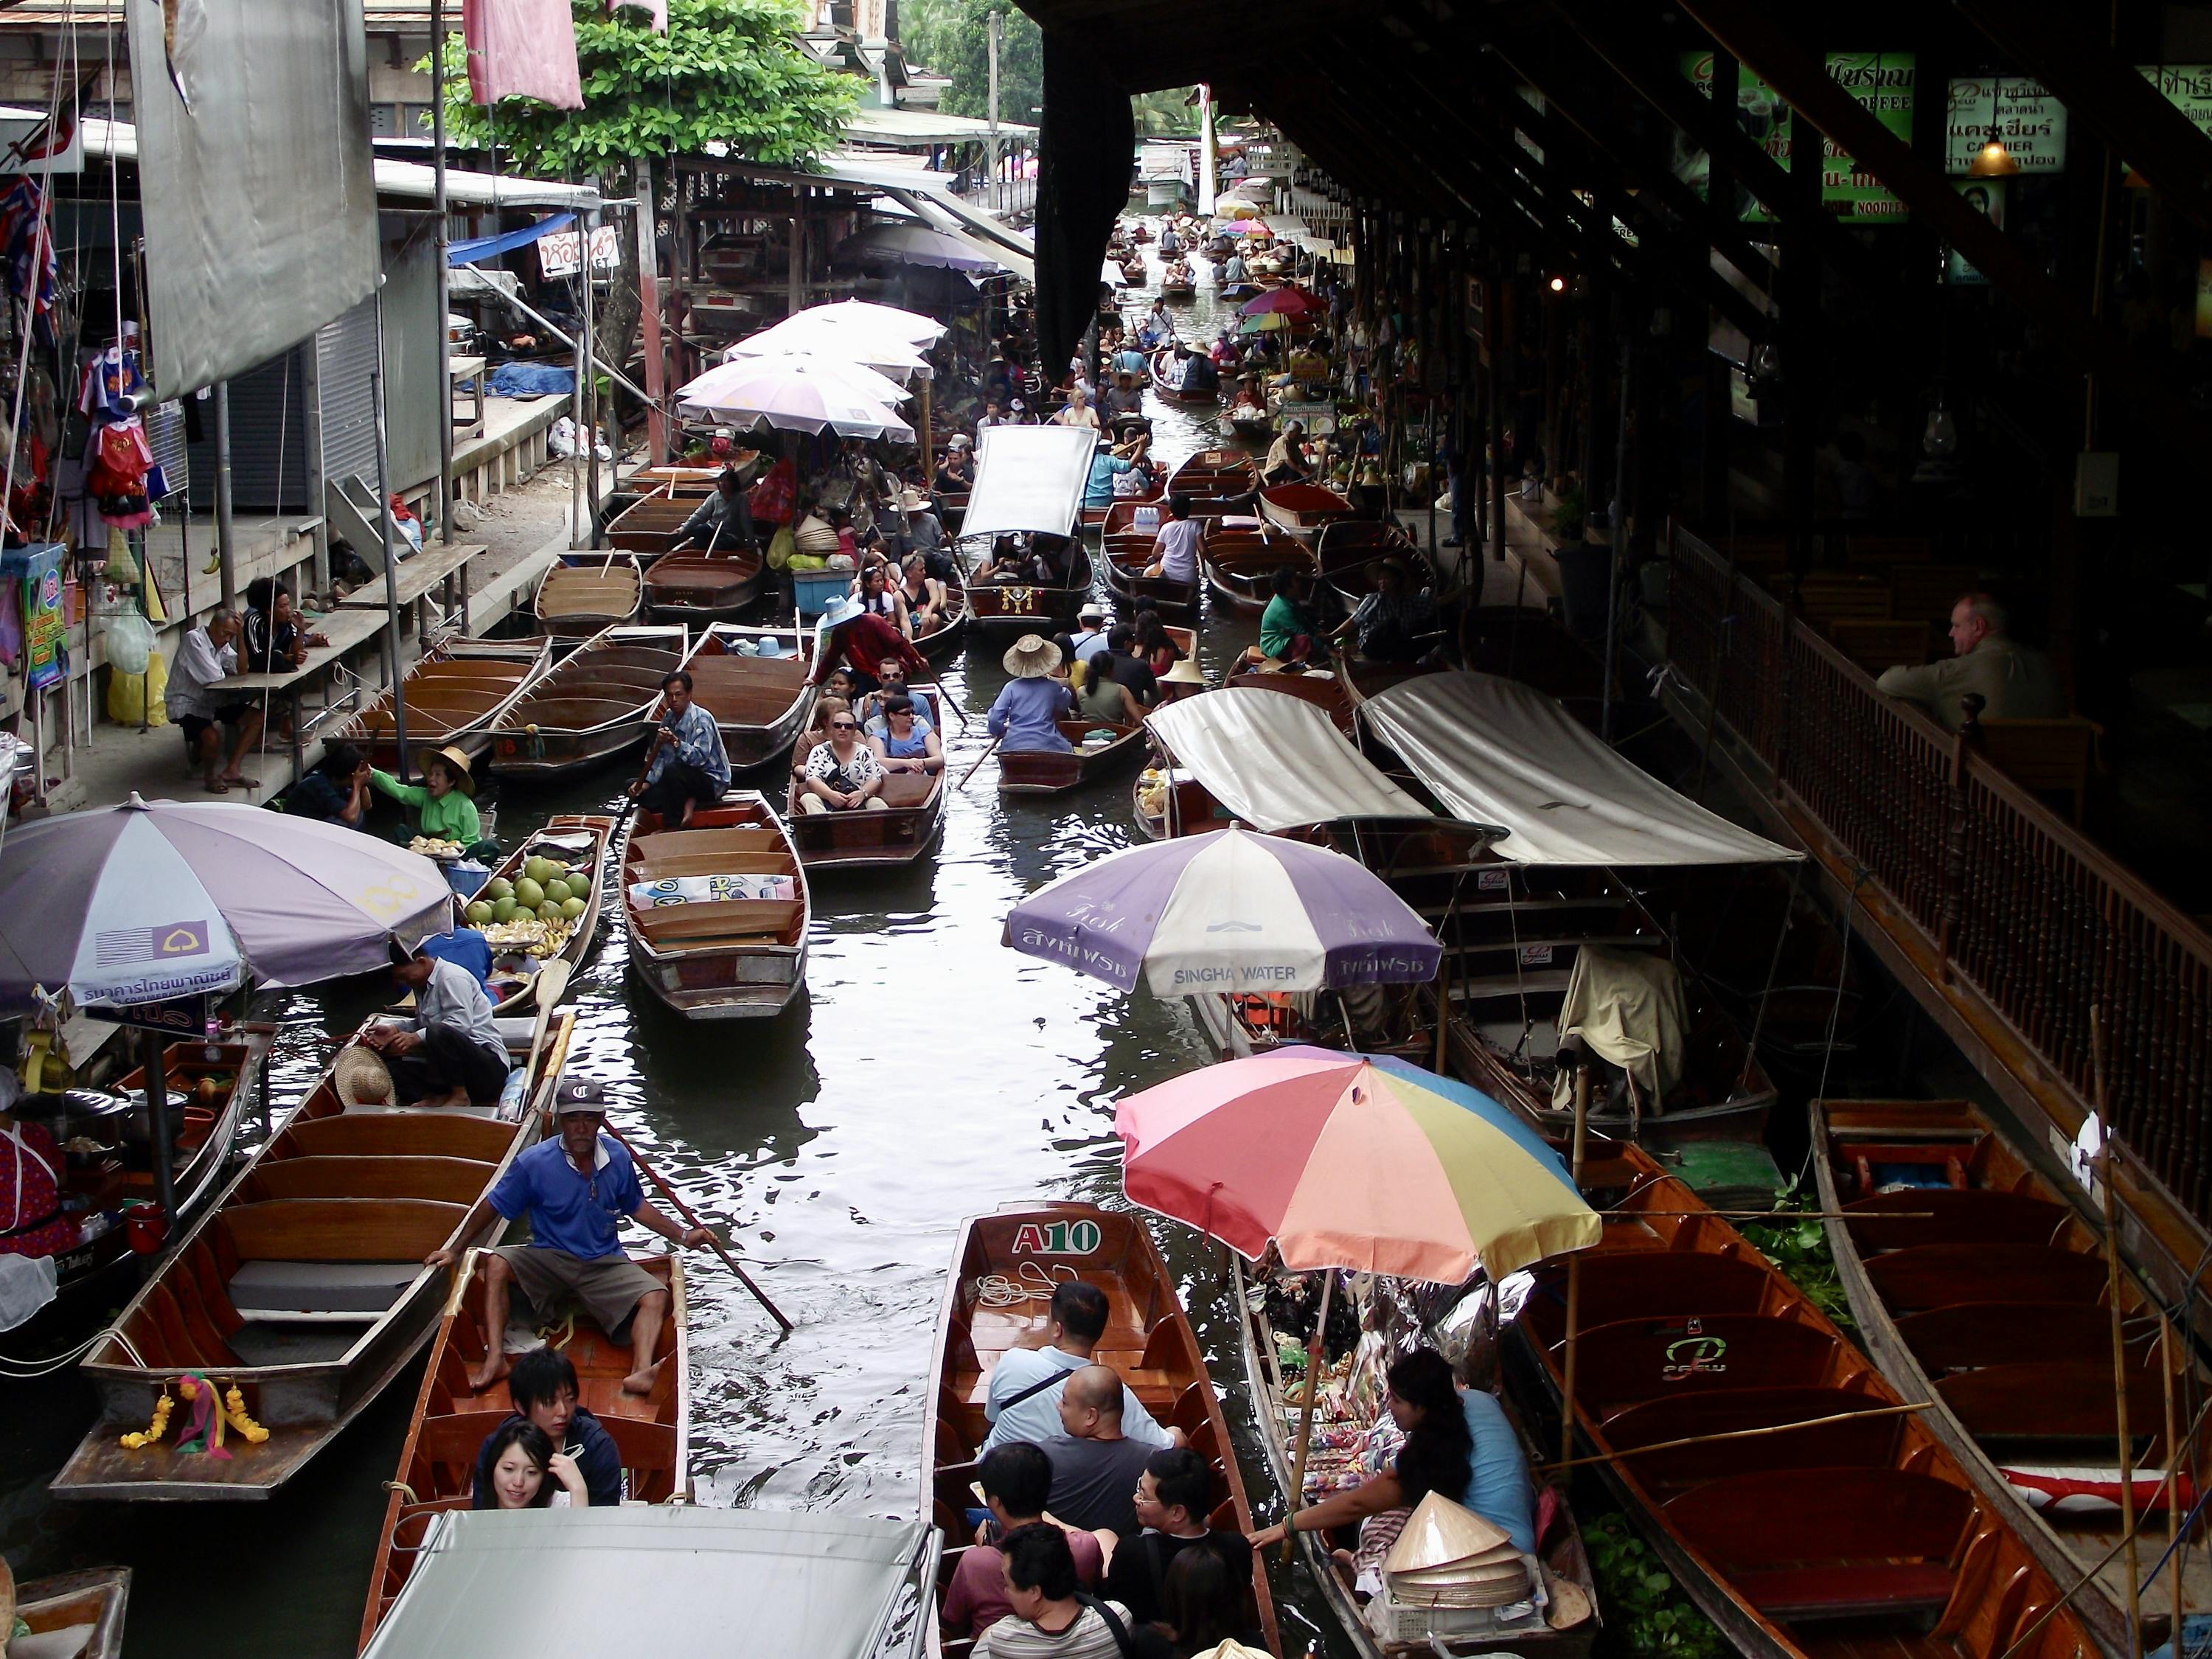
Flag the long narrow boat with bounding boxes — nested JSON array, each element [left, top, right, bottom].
[[1167, 448, 1259, 516], [1224, 658, 1355, 731], [785, 686, 947, 872], [488, 626, 689, 781], [1514, 1138, 2101, 1659], [1233, 1253, 1600, 1659], [677, 623, 816, 772], [603, 493, 698, 558], [923, 1203, 1279, 1655], [325, 639, 550, 771], [52, 1012, 574, 1500], [15, 1568, 130, 1658], [1810, 1098, 2205, 1659], [1150, 348, 1220, 406], [1259, 482, 1356, 544], [622, 792, 808, 1020], [913, 565, 971, 661], [641, 548, 765, 624], [358, 1248, 690, 1650], [1100, 500, 1201, 623], [474, 815, 614, 1018], [1203, 520, 1314, 617], [998, 719, 1150, 796], [1318, 520, 1433, 613], [1082, 476, 1163, 532], [535, 557, 644, 640], [964, 546, 1096, 639]]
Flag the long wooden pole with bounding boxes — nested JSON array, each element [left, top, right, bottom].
[[956, 734, 1003, 790], [599, 1119, 795, 1334], [1559, 1062, 1590, 1466], [1281, 1267, 1335, 1564], [2162, 1315, 2185, 1646], [1540, 1398, 1932, 1474], [2093, 1007, 2146, 1658]]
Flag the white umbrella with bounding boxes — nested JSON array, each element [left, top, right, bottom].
[[726, 313, 933, 380], [675, 355, 914, 440], [803, 297, 947, 346], [678, 353, 911, 412]]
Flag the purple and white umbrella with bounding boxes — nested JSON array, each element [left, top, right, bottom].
[[1002, 826, 1441, 996], [0, 793, 453, 1012]]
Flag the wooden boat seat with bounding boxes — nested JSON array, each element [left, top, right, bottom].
[[1557, 1315, 1837, 1411], [1864, 1242, 2108, 1312], [630, 898, 803, 947], [1820, 1100, 1983, 1141], [1895, 1300, 2130, 1372], [1666, 1467, 1973, 1622], [245, 1155, 496, 1206], [1600, 1386, 1902, 1491], [499, 696, 650, 728], [1841, 1188, 2067, 1252], [1537, 1249, 1772, 1332], [630, 849, 793, 880], [229, 1259, 421, 1318], [279, 1113, 515, 1161], [633, 827, 782, 858], [1935, 1358, 2166, 1441], [880, 774, 936, 807]]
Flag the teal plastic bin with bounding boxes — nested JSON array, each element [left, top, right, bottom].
[[793, 570, 846, 618]]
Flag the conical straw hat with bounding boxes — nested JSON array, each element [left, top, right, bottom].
[[1185, 1644, 1271, 1659], [1383, 1489, 1514, 1576]]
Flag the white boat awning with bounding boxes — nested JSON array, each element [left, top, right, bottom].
[[1359, 671, 1803, 867], [362, 1508, 936, 1659], [959, 425, 1095, 541], [1147, 689, 1434, 832]]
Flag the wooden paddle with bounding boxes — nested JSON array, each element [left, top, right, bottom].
[[521, 958, 572, 1112], [598, 1119, 796, 1334], [608, 714, 673, 838], [956, 734, 1002, 790]]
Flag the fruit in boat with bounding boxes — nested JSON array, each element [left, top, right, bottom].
[[484, 877, 515, 903], [559, 896, 585, 919], [465, 900, 495, 926], [514, 877, 545, 911], [492, 897, 519, 924]]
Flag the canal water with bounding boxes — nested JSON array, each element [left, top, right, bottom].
[[0, 231, 1363, 1657]]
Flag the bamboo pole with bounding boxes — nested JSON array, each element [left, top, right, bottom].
[[1559, 1062, 1590, 1466], [1538, 1399, 1932, 1475], [2093, 1008, 2146, 1658], [2163, 1314, 2185, 1646], [1281, 1267, 1335, 1564]]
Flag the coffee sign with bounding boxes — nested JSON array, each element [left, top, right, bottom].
[[1945, 78, 2067, 174]]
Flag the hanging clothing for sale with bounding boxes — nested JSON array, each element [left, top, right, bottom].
[[86, 416, 154, 529], [77, 341, 147, 423]]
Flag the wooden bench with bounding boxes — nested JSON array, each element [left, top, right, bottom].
[[1601, 1385, 1902, 1492], [339, 540, 484, 635], [1896, 1301, 2126, 1373], [1935, 1357, 2167, 1441], [1540, 1248, 1772, 1331], [1840, 1186, 2068, 1253], [1770, 570, 1891, 624], [1969, 716, 2103, 824], [1558, 1314, 1836, 1413], [1864, 1242, 2108, 1311]]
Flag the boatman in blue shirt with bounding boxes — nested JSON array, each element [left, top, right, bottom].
[[628, 669, 730, 830], [428, 1082, 713, 1396]]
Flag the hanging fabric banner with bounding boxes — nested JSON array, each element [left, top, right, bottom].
[[463, 0, 584, 110], [18, 544, 66, 692]]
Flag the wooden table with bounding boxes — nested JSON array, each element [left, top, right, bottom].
[[340, 540, 483, 638], [211, 608, 391, 778], [451, 355, 487, 441]]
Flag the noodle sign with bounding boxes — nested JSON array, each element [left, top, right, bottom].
[[1012, 1220, 1102, 1255]]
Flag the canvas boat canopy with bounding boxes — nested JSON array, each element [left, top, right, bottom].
[[1358, 671, 1802, 867], [1147, 689, 1442, 832], [958, 425, 1094, 543], [362, 1508, 936, 1659]]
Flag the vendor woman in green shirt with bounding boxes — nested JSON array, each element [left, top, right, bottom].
[[371, 743, 484, 846], [1259, 563, 1327, 667]]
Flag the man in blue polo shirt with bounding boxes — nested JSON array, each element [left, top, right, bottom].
[[428, 1081, 712, 1396]]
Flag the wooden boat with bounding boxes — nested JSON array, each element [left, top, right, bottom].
[[325, 639, 549, 771], [912, 565, 971, 662], [475, 815, 614, 1018], [1203, 519, 1314, 617], [1167, 448, 1259, 515], [1514, 1138, 2101, 1659], [15, 1568, 130, 1658], [923, 1203, 1279, 1655], [1099, 499, 1202, 624], [1224, 657, 1356, 730], [1082, 476, 1163, 532], [535, 557, 644, 640], [1811, 1098, 2206, 1659], [1259, 481, 1356, 544], [18, 1026, 275, 1326], [1222, 408, 1273, 442], [488, 626, 689, 781], [603, 491, 699, 557], [358, 1248, 690, 1649], [676, 623, 815, 771], [641, 548, 764, 623], [785, 688, 947, 872], [622, 791, 808, 1020], [1119, 257, 1148, 285], [1233, 1253, 1600, 1659], [1128, 221, 1153, 243], [1150, 348, 1221, 406], [51, 1012, 574, 1501], [1158, 263, 1197, 299], [1221, 280, 1262, 302], [1318, 519, 1433, 613], [964, 544, 1096, 638], [936, 490, 970, 535], [998, 718, 1150, 796]]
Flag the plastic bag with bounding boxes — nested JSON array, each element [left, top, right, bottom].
[[106, 645, 167, 726], [765, 523, 795, 571], [105, 611, 153, 674]]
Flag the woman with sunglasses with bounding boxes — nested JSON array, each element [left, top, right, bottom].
[[870, 693, 942, 778], [798, 702, 889, 813]]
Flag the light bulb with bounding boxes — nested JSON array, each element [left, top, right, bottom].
[[1548, 275, 1565, 293], [1922, 404, 1958, 459]]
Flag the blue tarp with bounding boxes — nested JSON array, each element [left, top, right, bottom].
[[448, 213, 576, 268], [489, 361, 574, 398]]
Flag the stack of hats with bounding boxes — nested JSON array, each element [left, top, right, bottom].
[[1382, 1492, 1529, 1609]]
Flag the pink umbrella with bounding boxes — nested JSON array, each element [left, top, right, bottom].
[[1239, 287, 1322, 318]]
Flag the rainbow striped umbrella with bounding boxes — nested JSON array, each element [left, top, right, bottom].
[[1113, 1046, 1597, 1281]]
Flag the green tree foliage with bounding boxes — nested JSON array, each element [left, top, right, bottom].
[[430, 0, 855, 177], [1130, 86, 1197, 138], [900, 0, 1042, 126]]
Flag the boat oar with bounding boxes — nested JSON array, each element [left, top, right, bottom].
[[956, 735, 1002, 790], [521, 959, 572, 1113], [598, 1119, 796, 1335], [608, 715, 672, 838]]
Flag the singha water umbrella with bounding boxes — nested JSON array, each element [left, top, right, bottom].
[[1222, 220, 1270, 236], [0, 793, 453, 1011], [1001, 825, 1441, 997], [803, 297, 947, 347], [725, 315, 932, 380], [675, 356, 914, 442], [678, 354, 911, 416]]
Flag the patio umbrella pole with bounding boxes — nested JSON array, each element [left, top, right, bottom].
[[143, 1029, 176, 1222], [1281, 1267, 1334, 1563], [1558, 1060, 1589, 1465]]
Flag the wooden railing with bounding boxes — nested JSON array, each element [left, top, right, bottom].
[[1668, 523, 2212, 1226]]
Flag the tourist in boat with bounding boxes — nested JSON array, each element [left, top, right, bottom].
[[799, 705, 890, 813], [1222, 248, 1248, 285], [372, 941, 512, 1107], [989, 636, 1076, 755], [1177, 348, 1218, 396], [974, 536, 1028, 585], [1086, 431, 1148, 512], [934, 438, 975, 494], [1104, 1448, 1259, 1630], [1258, 566, 1326, 666], [167, 606, 264, 793], [431, 1082, 712, 1395], [1329, 556, 1437, 664], [1131, 611, 1185, 681], [823, 667, 861, 708], [470, 1346, 621, 1509], [859, 656, 933, 733], [675, 467, 757, 552], [1069, 604, 1110, 667], [977, 396, 1014, 433], [629, 669, 731, 831], [1262, 422, 1312, 487], [1102, 372, 1147, 434], [1096, 626, 1161, 706], [982, 1281, 1180, 1454], [1159, 1541, 1261, 1658], [854, 563, 902, 626], [1114, 337, 1150, 378], [1043, 1366, 1163, 1539], [1051, 386, 1102, 433], [815, 594, 929, 694], [870, 694, 944, 778], [283, 740, 372, 828], [1211, 333, 1241, 374], [1142, 495, 1203, 586], [476, 1421, 588, 1510], [1158, 222, 1180, 257], [1145, 300, 1174, 345], [371, 743, 483, 847], [975, 1525, 1136, 1659], [944, 1444, 1107, 1644], [1874, 591, 2066, 731], [1076, 655, 1145, 726], [895, 552, 948, 639]]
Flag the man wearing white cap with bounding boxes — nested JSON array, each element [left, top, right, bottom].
[[1071, 603, 1110, 667]]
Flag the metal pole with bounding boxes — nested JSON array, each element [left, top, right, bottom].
[[636, 156, 669, 467], [570, 222, 588, 551], [369, 291, 411, 777], [1600, 335, 1631, 742], [144, 1029, 175, 1222], [431, 0, 456, 544], [212, 383, 238, 607], [582, 209, 600, 547], [987, 10, 1001, 215]]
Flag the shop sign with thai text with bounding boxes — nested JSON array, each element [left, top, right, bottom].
[[1944, 78, 2067, 173], [1679, 51, 1916, 223]]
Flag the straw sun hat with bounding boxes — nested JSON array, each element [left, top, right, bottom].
[[1160, 657, 1208, 686], [1003, 634, 1063, 679], [420, 744, 476, 795], [334, 1043, 394, 1109]]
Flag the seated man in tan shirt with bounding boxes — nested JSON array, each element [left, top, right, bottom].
[[1875, 592, 2066, 731]]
